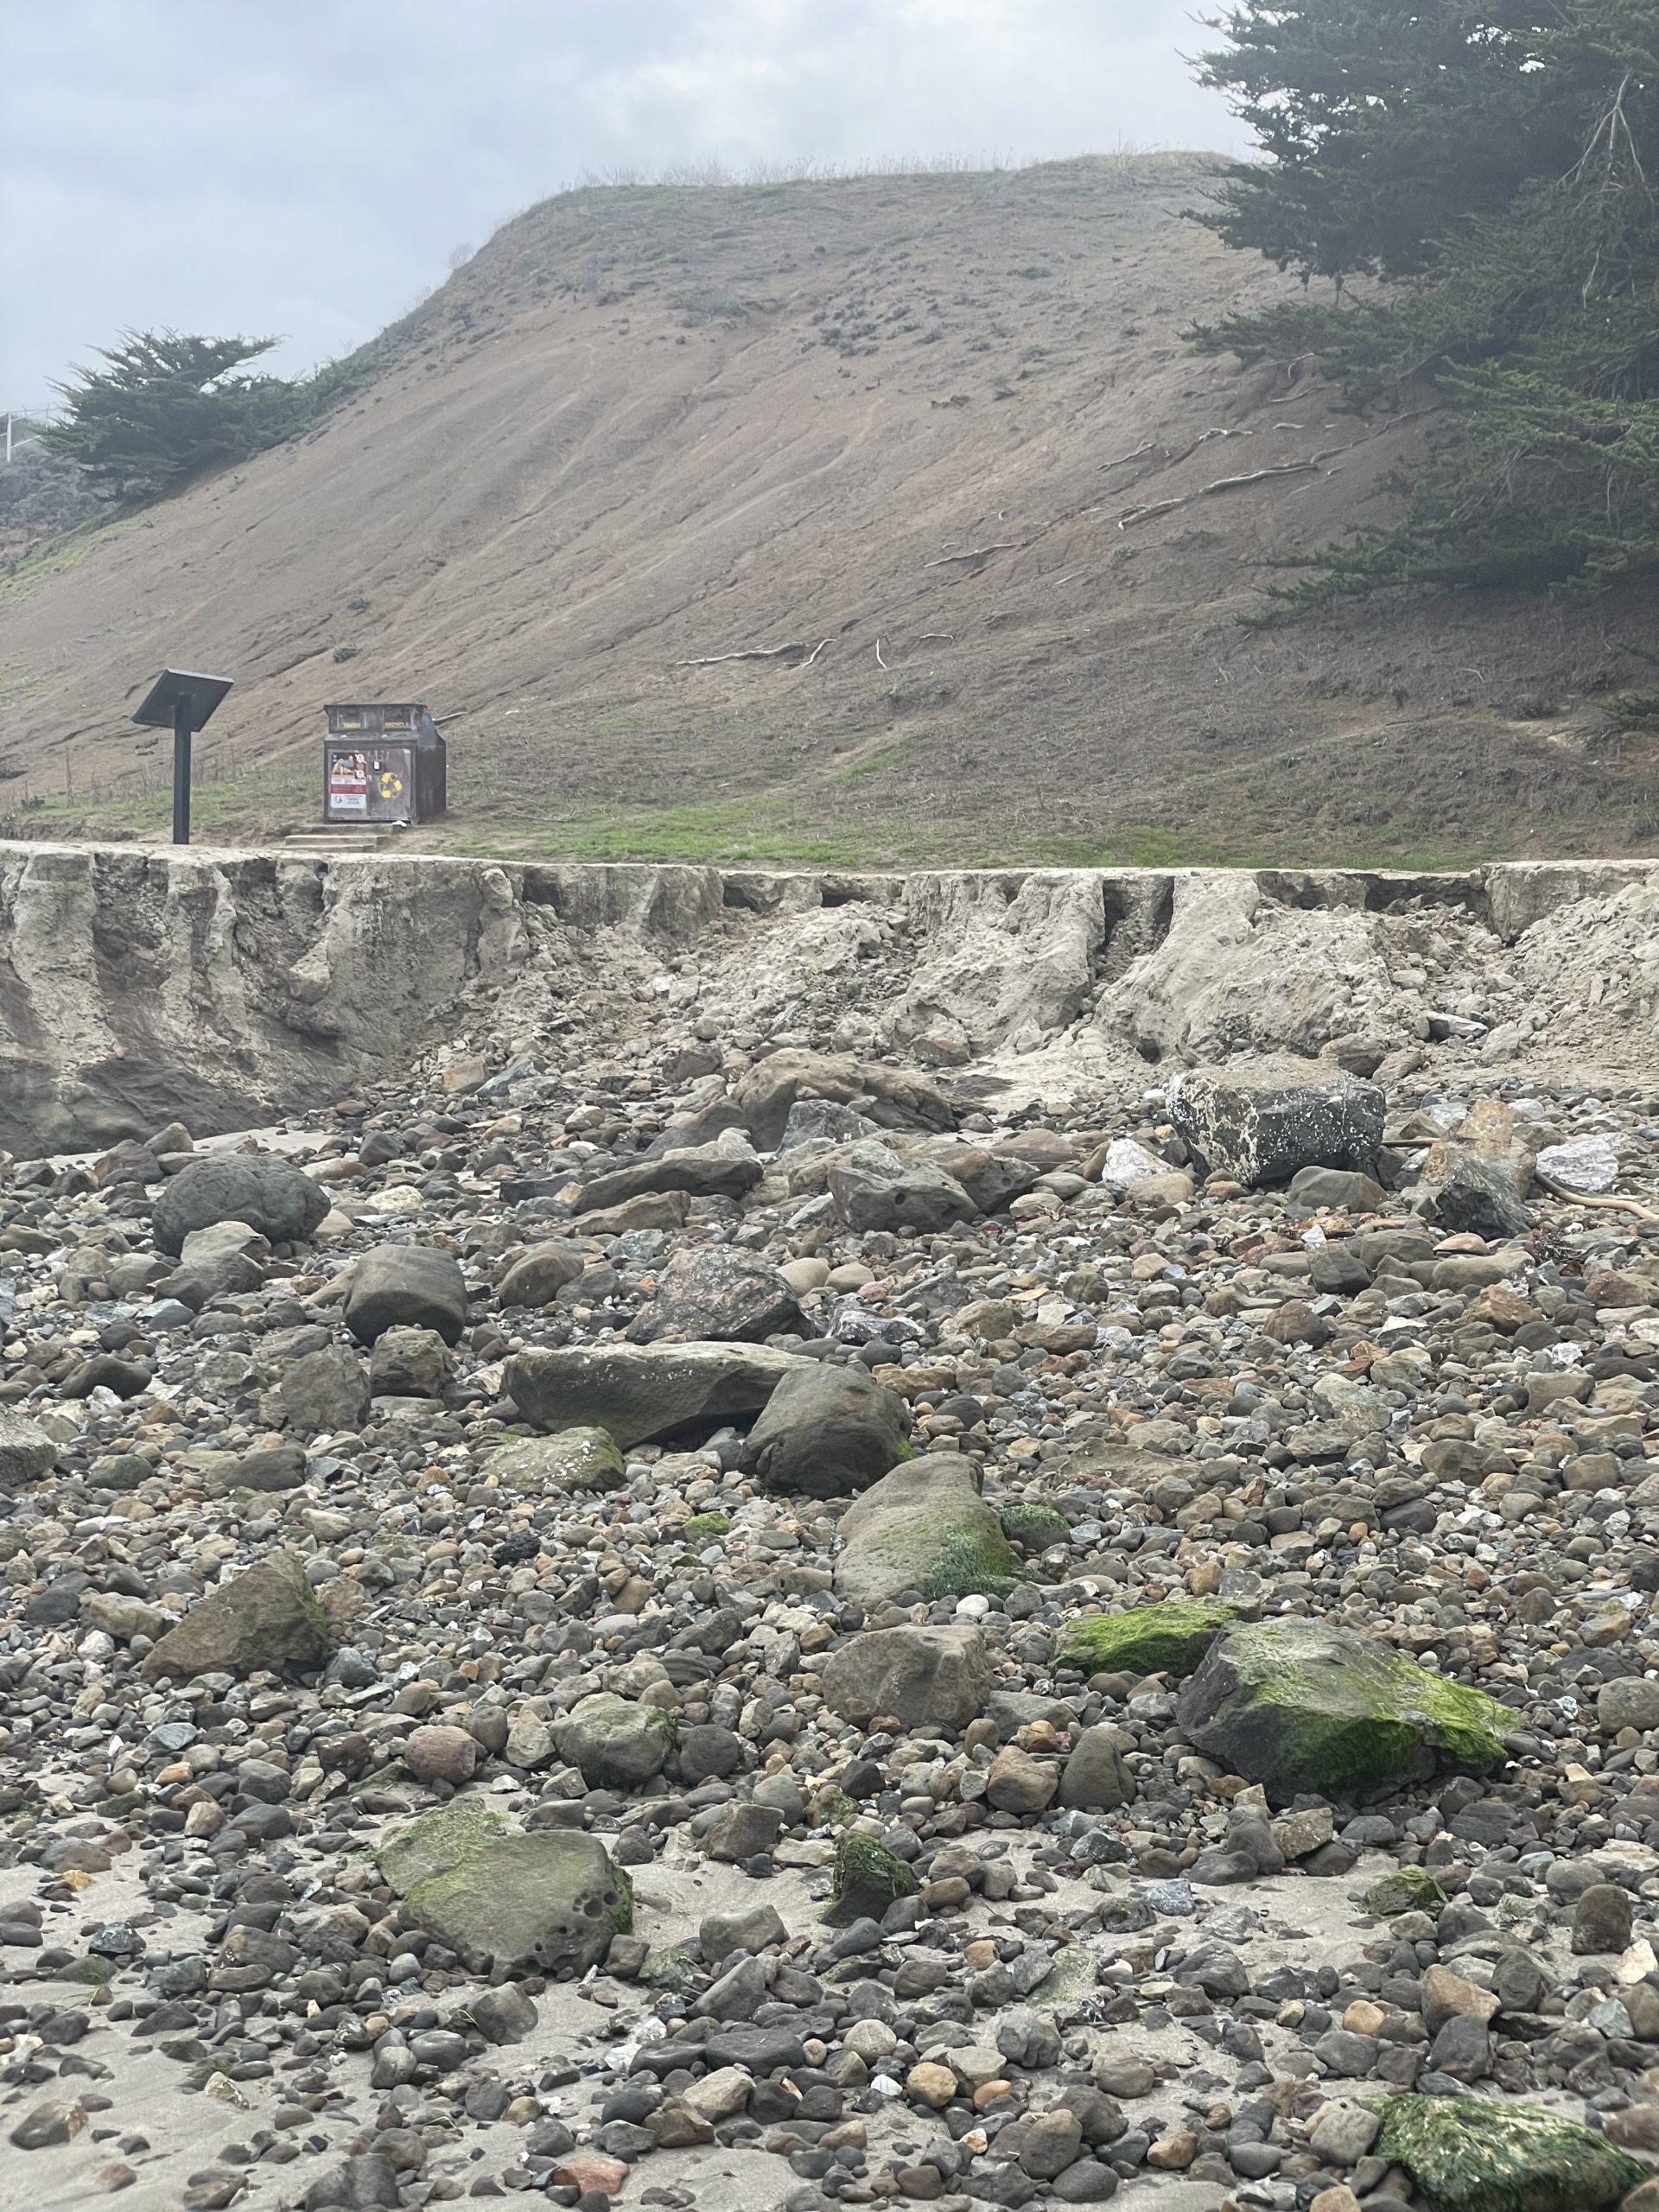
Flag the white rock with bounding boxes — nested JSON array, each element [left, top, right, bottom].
[[1536, 1135, 1620, 1192], [1096, 1138, 1167, 1190]]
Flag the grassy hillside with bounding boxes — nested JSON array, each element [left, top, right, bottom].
[[4, 153, 1659, 865]]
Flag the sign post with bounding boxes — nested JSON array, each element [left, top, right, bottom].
[[132, 669, 234, 846]]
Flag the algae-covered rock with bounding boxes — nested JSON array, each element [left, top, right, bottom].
[[1053, 1600, 1232, 1681], [823, 1830, 918, 1928], [141, 1548, 329, 1681], [377, 1796, 509, 1895], [1376, 2092, 1645, 2212], [486, 1427, 626, 1496], [833, 1453, 1020, 1605], [1365, 1865, 1448, 1917], [1177, 1618, 1511, 1805], [999, 1503, 1071, 1551], [378, 1802, 632, 1978], [680, 1511, 731, 1541], [639, 1946, 703, 1994]]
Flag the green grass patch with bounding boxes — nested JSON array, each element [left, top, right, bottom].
[[833, 744, 907, 784], [0, 516, 127, 606]]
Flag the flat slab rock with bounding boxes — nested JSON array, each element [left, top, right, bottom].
[[503, 1340, 810, 1448]]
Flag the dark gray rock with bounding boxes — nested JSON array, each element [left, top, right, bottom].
[[505, 1340, 807, 1450], [829, 1141, 977, 1232], [494, 1240, 584, 1307], [345, 1245, 468, 1345], [1170, 1071, 1385, 1187], [279, 1346, 372, 1437], [152, 1154, 329, 1255], [739, 1362, 912, 1497], [626, 1243, 800, 1344], [573, 1142, 762, 1215], [1429, 1157, 1535, 1239], [1572, 1883, 1634, 1955], [1058, 1726, 1135, 1812]]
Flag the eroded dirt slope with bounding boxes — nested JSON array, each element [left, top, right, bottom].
[[4, 156, 1659, 861]]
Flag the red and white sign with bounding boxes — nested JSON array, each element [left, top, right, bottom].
[[328, 750, 368, 813]]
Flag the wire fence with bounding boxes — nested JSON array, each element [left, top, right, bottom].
[[16, 742, 310, 817]]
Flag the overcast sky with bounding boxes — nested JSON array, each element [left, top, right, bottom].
[[3, 1, 1248, 410]]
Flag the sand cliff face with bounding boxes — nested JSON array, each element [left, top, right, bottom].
[[2, 842, 1655, 1154]]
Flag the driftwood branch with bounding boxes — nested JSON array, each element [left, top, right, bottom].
[[925, 542, 1015, 570], [1117, 453, 1333, 530], [1536, 1171, 1659, 1226], [798, 639, 830, 667], [674, 641, 814, 668], [1098, 439, 1161, 472], [874, 636, 888, 670]]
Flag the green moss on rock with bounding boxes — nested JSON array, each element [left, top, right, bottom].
[[1052, 1600, 1233, 1681], [680, 1511, 730, 1541], [610, 1863, 635, 1937], [376, 1796, 509, 1896], [1376, 2093, 1646, 2212], [59, 1955, 117, 1986], [998, 1503, 1071, 1550], [823, 1829, 918, 1928], [811, 1785, 858, 1828], [1177, 1618, 1513, 1803], [920, 1524, 1023, 1601], [1365, 1865, 1447, 1916], [639, 1945, 702, 1993], [401, 1829, 632, 1977]]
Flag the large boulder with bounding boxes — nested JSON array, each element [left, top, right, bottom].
[[278, 1346, 372, 1437], [0, 1407, 56, 1490], [152, 1154, 329, 1255], [1169, 1071, 1384, 1187], [558, 1694, 675, 1789], [504, 1342, 807, 1449], [1375, 2094, 1644, 2212], [821, 1624, 990, 1731], [486, 1428, 626, 1495], [736, 1049, 957, 1152], [829, 1141, 978, 1233], [1176, 1619, 1511, 1805], [738, 1363, 911, 1498], [572, 1141, 762, 1215], [378, 1796, 505, 1892], [833, 1453, 1021, 1603], [378, 1805, 632, 1980], [142, 1548, 329, 1681], [345, 1245, 468, 1346], [626, 1245, 801, 1344]]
